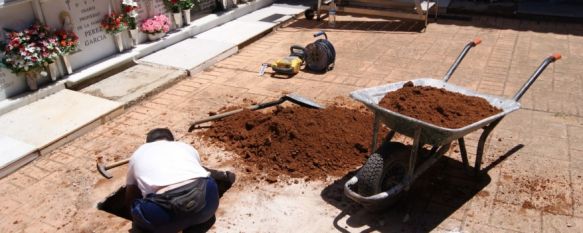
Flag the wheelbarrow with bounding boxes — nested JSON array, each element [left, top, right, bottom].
[[344, 38, 561, 210]]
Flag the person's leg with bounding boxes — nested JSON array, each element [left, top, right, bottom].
[[206, 168, 236, 184], [130, 198, 173, 232], [179, 178, 220, 232], [130, 221, 151, 233], [182, 215, 216, 233], [205, 168, 236, 197]]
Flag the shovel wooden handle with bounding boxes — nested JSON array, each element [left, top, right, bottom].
[[188, 98, 285, 132]]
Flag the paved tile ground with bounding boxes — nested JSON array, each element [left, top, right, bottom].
[[1, 14, 583, 232]]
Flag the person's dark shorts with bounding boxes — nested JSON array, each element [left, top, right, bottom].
[[131, 177, 219, 233]]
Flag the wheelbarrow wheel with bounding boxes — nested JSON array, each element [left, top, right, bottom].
[[356, 142, 409, 197]]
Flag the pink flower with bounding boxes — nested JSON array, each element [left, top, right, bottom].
[[140, 14, 172, 34]]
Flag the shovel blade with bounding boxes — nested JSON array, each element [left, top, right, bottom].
[[284, 93, 325, 109]]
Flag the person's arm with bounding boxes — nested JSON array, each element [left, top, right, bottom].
[[204, 166, 224, 179], [125, 184, 141, 213], [125, 159, 140, 214]]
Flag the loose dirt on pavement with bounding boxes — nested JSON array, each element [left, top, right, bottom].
[[379, 81, 502, 129], [199, 103, 389, 183]]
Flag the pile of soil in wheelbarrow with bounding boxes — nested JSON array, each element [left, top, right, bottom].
[[379, 81, 502, 129], [199, 105, 387, 182]]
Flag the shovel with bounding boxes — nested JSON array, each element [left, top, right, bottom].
[[188, 93, 324, 132]]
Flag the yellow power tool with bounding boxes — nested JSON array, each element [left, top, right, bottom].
[[259, 45, 306, 76]]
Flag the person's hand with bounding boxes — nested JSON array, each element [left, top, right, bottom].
[[225, 171, 236, 184]]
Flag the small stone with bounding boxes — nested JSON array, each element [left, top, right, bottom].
[[402, 214, 410, 223], [265, 177, 277, 183]]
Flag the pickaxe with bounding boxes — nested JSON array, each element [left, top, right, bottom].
[[96, 157, 130, 179]]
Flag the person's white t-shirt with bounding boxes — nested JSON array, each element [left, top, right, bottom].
[[126, 141, 210, 197]]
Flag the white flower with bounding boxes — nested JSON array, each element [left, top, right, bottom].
[[122, 0, 138, 7]]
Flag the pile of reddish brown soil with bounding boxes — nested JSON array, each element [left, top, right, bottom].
[[379, 81, 502, 129], [200, 105, 386, 182]]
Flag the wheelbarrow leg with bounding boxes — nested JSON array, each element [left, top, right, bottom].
[[458, 137, 470, 171], [474, 119, 502, 176], [405, 128, 423, 191], [384, 130, 396, 143], [370, 113, 381, 152]]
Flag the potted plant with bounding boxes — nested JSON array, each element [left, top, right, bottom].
[[100, 12, 128, 52], [55, 29, 79, 75], [140, 14, 171, 41], [1, 23, 60, 90], [122, 0, 140, 47], [163, 0, 183, 28], [179, 0, 198, 25]]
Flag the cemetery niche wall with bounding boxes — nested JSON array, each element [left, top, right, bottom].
[[0, 0, 215, 101], [0, 1, 37, 100]]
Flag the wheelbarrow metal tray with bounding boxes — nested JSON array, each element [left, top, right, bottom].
[[350, 78, 521, 146]]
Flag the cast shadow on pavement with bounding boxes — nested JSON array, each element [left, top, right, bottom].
[[434, 16, 583, 36], [283, 8, 583, 37], [285, 17, 426, 33], [320, 144, 523, 232]]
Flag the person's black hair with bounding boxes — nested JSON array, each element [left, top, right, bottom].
[[146, 128, 174, 143]]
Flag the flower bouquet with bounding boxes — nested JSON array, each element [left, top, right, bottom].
[[179, 0, 199, 25], [122, 0, 140, 46], [163, 0, 181, 13], [179, 0, 198, 10], [164, 0, 183, 28], [100, 12, 128, 52], [55, 29, 79, 74], [140, 14, 171, 41], [100, 12, 128, 34], [55, 29, 79, 55], [1, 23, 61, 89]]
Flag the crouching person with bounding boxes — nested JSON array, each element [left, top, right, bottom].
[[125, 128, 234, 233]]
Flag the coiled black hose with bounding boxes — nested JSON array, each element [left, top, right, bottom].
[[305, 32, 335, 72]]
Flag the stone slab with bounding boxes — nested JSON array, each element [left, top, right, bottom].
[[0, 89, 122, 148], [0, 135, 38, 178], [81, 64, 188, 106], [196, 20, 276, 45], [139, 38, 237, 71], [0, 80, 66, 116], [236, 4, 308, 23], [64, 52, 137, 88]]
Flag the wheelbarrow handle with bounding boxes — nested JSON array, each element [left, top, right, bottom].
[[512, 53, 561, 101], [442, 37, 482, 83], [188, 98, 286, 131]]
